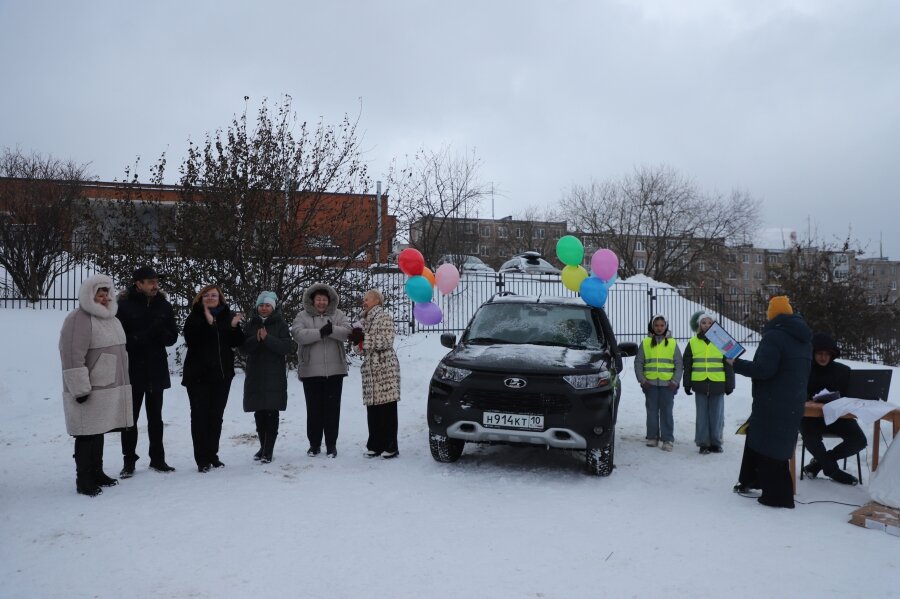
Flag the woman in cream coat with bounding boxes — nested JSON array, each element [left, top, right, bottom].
[[59, 274, 133, 497]]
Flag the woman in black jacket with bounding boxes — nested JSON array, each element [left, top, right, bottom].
[[181, 284, 245, 472], [242, 291, 292, 463]]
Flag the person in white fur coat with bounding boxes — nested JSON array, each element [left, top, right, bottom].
[[59, 274, 134, 497]]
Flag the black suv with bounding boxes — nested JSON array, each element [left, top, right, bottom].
[[427, 294, 636, 476]]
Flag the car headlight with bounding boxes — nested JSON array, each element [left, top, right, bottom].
[[436, 363, 472, 383], [563, 370, 610, 389]]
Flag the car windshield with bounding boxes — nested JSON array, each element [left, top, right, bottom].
[[466, 303, 603, 349]]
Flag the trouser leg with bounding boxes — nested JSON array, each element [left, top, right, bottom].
[[755, 449, 794, 508], [303, 378, 325, 450], [187, 384, 212, 467], [145, 388, 165, 463], [709, 393, 725, 447], [323, 377, 343, 451], [695, 392, 711, 446], [383, 401, 398, 453], [366, 405, 382, 453], [262, 410, 278, 459], [738, 440, 759, 488], [800, 417, 831, 467], [826, 420, 868, 461], [644, 387, 660, 440], [657, 386, 675, 443], [121, 385, 145, 464], [209, 379, 231, 461]]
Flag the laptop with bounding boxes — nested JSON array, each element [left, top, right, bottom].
[[846, 369, 893, 401]]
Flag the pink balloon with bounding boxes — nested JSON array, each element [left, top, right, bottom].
[[434, 263, 460, 295], [591, 248, 619, 281], [413, 301, 443, 326]]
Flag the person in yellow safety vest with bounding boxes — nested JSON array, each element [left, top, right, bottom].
[[634, 314, 683, 452], [683, 311, 735, 455]]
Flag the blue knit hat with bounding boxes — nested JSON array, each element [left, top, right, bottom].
[[256, 291, 278, 308]]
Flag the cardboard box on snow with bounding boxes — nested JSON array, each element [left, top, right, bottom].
[[849, 501, 900, 537]]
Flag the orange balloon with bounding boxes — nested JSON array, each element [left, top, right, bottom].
[[421, 266, 435, 287]]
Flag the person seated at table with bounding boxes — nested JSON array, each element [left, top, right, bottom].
[[801, 333, 865, 485]]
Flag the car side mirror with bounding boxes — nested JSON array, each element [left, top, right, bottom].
[[440, 333, 457, 349], [618, 342, 638, 357]]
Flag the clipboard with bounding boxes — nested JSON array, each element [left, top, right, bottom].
[[705, 321, 746, 359]]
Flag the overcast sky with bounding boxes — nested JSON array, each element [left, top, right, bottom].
[[2, 0, 898, 256]]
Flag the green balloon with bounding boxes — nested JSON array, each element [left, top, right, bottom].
[[556, 235, 584, 266]]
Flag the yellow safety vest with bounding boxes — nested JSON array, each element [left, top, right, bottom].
[[642, 337, 676, 381], [689, 336, 726, 382]]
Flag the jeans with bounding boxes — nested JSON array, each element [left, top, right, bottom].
[[644, 385, 675, 443], [694, 392, 725, 447]]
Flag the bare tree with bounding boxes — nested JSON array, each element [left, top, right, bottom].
[[0, 148, 92, 302], [389, 145, 490, 267], [493, 205, 567, 266], [84, 97, 376, 323], [771, 235, 900, 364], [560, 165, 760, 285]]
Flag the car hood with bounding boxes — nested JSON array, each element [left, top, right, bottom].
[[444, 343, 608, 375]]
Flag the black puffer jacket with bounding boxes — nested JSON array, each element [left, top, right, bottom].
[[116, 287, 178, 389], [241, 308, 293, 412], [733, 313, 813, 460], [181, 301, 245, 386]]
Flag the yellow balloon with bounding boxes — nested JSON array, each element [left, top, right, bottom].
[[562, 265, 588, 292]]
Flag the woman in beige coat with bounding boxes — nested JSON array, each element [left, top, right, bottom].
[[59, 274, 133, 497], [352, 289, 401, 458]]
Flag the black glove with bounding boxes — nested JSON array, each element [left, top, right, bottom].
[[76, 395, 90, 404], [684, 387, 692, 396], [349, 328, 364, 344], [319, 321, 333, 338]]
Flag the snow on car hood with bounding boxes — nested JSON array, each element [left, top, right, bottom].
[[445, 343, 608, 374]]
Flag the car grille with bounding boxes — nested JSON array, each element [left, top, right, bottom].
[[461, 391, 572, 414]]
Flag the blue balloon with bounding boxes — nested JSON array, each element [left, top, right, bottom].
[[602, 273, 618, 288], [579, 276, 608, 308], [405, 275, 433, 303]]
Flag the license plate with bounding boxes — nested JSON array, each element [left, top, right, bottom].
[[482, 412, 544, 430]]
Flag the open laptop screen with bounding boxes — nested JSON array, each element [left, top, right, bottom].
[[846, 369, 893, 401]]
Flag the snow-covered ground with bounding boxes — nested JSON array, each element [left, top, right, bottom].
[[1, 308, 898, 598]]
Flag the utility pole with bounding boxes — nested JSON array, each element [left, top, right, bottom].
[[376, 180, 383, 263]]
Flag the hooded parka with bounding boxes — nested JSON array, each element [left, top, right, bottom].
[[59, 274, 134, 436], [291, 283, 352, 379]]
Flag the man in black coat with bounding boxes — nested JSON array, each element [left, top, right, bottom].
[[730, 296, 812, 509], [801, 333, 865, 485], [116, 266, 179, 476]]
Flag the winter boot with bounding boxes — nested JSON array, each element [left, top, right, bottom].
[[802, 458, 822, 479], [254, 428, 265, 461], [92, 436, 118, 487], [74, 437, 102, 497], [262, 432, 277, 464]]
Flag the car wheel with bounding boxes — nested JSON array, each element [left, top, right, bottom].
[[429, 432, 464, 463], [586, 434, 615, 477]]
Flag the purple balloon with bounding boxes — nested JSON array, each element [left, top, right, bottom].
[[413, 301, 443, 326], [591, 248, 619, 281]]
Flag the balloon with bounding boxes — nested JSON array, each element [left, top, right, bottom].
[[602, 273, 618, 288], [556, 235, 584, 267], [561, 265, 589, 292], [413, 301, 443, 326], [405, 275, 433, 303], [398, 248, 425, 276], [591, 248, 619, 281], [421, 266, 435, 287], [579, 276, 609, 308], [435, 263, 460, 295]]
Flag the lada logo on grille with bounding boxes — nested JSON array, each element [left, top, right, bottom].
[[504, 377, 527, 389]]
